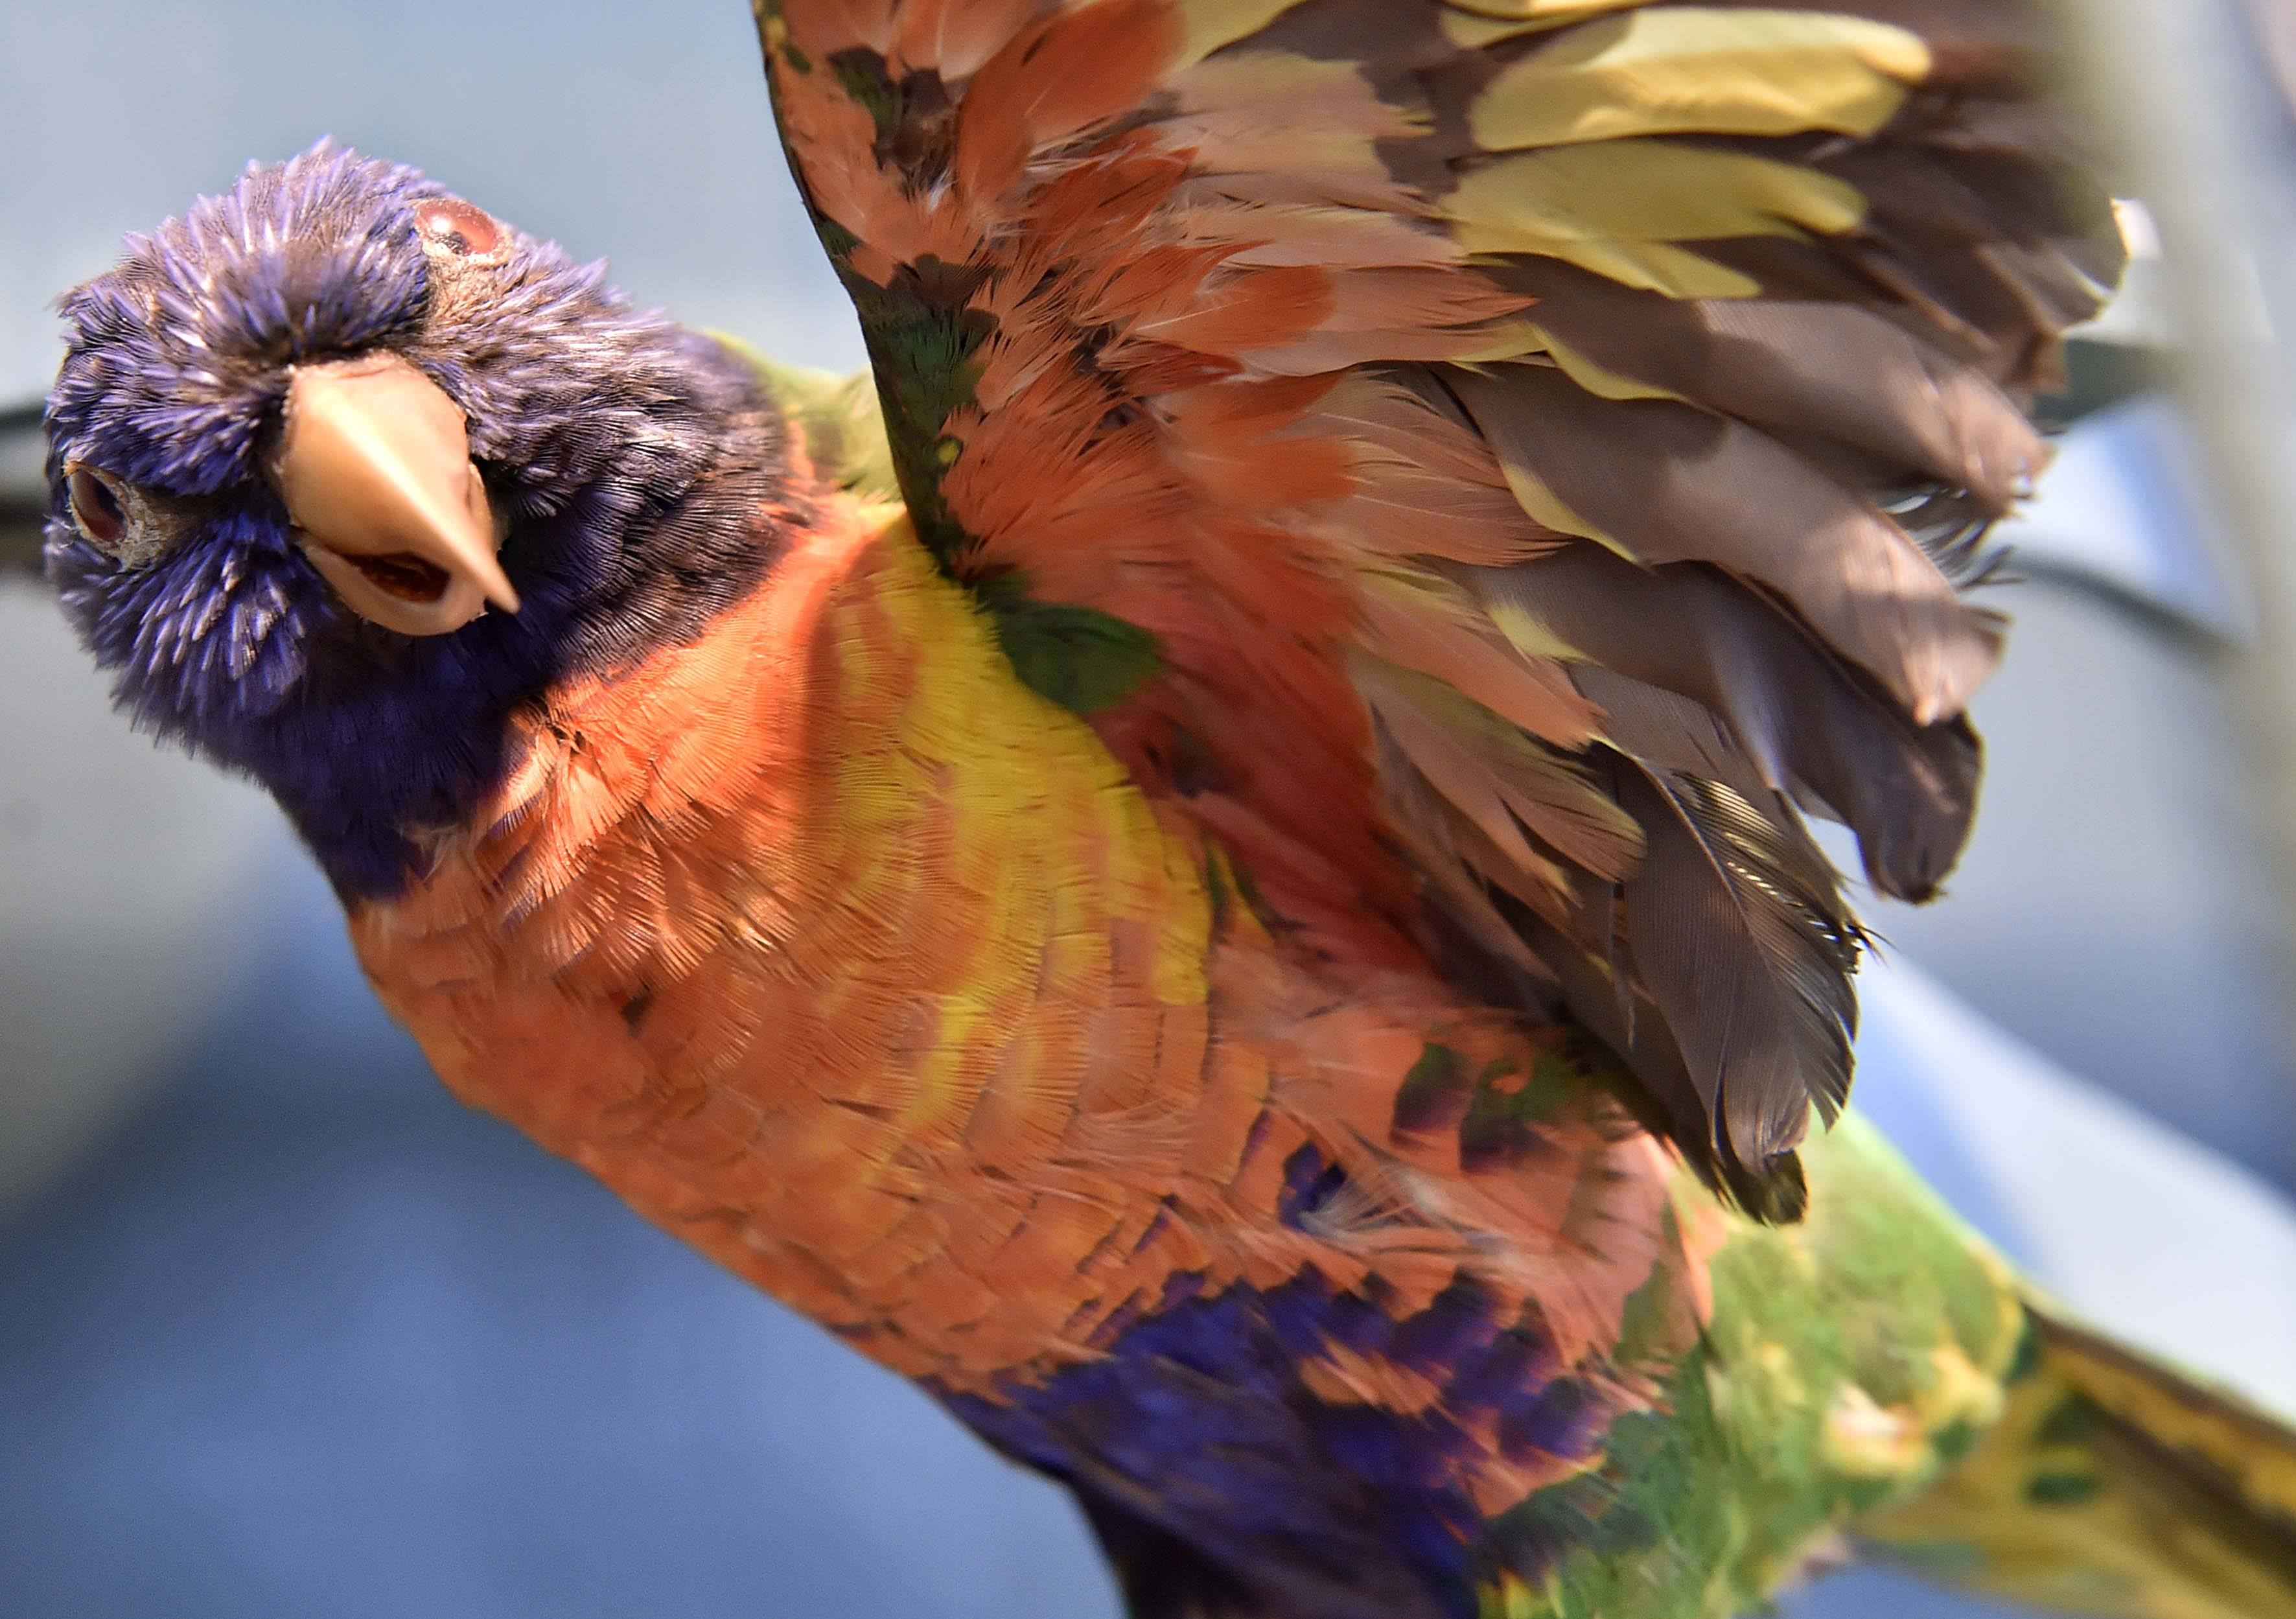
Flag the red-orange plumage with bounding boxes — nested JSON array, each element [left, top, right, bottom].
[[933, 134, 1424, 944], [955, 0, 1183, 202], [350, 498, 1691, 1470]]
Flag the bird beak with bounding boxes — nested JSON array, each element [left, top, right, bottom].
[[273, 352, 520, 636]]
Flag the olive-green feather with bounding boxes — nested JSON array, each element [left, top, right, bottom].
[[1861, 1314, 2296, 1619], [1490, 1114, 2027, 1619], [715, 335, 902, 502], [1487, 1115, 2296, 1619], [975, 576, 1166, 717]]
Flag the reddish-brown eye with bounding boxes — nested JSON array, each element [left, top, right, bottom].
[[67, 465, 126, 549], [414, 198, 503, 259]]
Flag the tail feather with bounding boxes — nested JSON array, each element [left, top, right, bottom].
[[1861, 1307, 2296, 1619]]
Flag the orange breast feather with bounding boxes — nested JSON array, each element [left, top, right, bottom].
[[348, 504, 1692, 1433]]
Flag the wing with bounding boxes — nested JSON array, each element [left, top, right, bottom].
[[756, 0, 2120, 1214]]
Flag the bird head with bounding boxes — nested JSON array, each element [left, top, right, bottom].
[[47, 141, 782, 896]]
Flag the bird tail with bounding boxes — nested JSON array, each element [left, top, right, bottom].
[[1859, 1306, 2296, 1619]]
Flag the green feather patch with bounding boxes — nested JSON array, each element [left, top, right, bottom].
[[979, 581, 1164, 715], [842, 270, 988, 558]]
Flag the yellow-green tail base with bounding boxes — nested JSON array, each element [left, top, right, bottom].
[[1861, 1307, 2296, 1619]]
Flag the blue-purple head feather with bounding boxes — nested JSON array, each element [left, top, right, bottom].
[[47, 141, 787, 899]]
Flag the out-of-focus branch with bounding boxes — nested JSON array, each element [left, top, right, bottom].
[[1, 402, 48, 580], [2245, 0, 2296, 119], [2064, 0, 2296, 1126]]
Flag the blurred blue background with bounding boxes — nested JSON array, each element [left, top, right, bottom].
[[4, 3, 2295, 1616]]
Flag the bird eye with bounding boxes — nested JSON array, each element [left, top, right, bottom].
[[414, 198, 504, 261], [67, 464, 128, 550]]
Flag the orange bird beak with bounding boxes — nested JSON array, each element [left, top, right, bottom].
[[273, 352, 520, 636]]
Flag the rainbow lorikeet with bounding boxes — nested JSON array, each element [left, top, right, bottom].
[[41, 2, 2296, 1616]]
